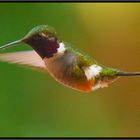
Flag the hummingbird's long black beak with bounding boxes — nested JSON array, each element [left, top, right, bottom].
[[0, 40, 23, 50]]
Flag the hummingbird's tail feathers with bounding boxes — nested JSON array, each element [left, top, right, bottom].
[[0, 40, 22, 50], [116, 71, 140, 76], [0, 50, 46, 70]]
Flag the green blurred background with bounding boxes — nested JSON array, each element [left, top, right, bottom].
[[0, 3, 140, 137]]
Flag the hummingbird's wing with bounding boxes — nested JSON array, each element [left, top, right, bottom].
[[0, 50, 46, 70]]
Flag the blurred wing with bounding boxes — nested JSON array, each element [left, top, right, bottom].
[[0, 50, 46, 70]]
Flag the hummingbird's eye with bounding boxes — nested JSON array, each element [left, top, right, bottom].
[[46, 34, 57, 42], [33, 33, 46, 40], [48, 36, 55, 42]]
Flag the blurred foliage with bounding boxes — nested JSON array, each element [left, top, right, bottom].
[[0, 3, 140, 137]]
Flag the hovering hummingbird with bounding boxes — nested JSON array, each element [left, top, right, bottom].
[[0, 25, 139, 93]]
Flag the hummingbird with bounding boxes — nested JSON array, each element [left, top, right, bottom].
[[0, 25, 140, 93]]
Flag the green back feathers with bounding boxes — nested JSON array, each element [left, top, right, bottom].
[[100, 66, 119, 76], [64, 42, 96, 67], [63, 42, 97, 80], [64, 42, 119, 79]]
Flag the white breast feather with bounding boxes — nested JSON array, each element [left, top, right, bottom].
[[83, 64, 102, 80], [57, 42, 66, 54], [92, 81, 108, 91]]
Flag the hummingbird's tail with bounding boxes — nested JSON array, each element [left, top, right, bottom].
[[116, 71, 140, 76]]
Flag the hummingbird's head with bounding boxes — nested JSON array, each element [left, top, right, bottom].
[[23, 25, 57, 41], [22, 25, 60, 58], [0, 25, 62, 59]]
